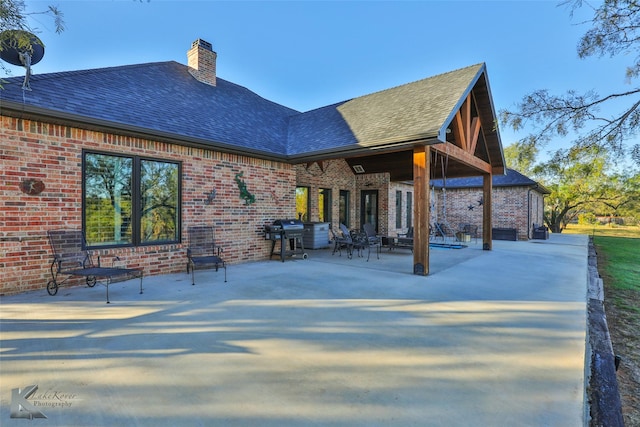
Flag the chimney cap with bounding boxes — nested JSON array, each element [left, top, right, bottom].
[[191, 39, 213, 51]]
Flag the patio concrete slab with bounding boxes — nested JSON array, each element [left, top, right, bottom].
[[0, 234, 589, 426]]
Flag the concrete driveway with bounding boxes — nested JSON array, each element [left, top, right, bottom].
[[0, 234, 588, 426]]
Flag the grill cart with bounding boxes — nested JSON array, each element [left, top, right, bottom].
[[265, 219, 308, 262]]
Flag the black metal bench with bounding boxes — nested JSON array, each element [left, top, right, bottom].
[[47, 230, 143, 303]]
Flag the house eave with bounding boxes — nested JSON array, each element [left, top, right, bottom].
[[0, 101, 287, 163], [287, 135, 443, 163]]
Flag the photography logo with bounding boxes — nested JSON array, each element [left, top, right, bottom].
[[10, 385, 47, 419]]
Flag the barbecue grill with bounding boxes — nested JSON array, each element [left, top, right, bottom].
[[265, 219, 308, 262]]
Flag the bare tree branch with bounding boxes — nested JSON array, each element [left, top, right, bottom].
[[501, 0, 640, 165]]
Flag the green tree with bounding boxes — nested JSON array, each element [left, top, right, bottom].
[[596, 171, 640, 223], [506, 141, 640, 230], [503, 140, 538, 176], [535, 146, 611, 232], [500, 0, 640, 165]]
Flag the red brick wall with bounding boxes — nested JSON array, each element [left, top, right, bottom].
[[356, 173, 390, 235], [295, 160, 357, 230], [1, 116, 295, 295], [295, 164, 393, 235], [431, 186, 545, 240], [387, 182, 414, 236]]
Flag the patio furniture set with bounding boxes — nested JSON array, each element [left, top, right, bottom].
[[330, 223, 382, 262], [331, 222, 479, 257], [46, 226, 227, 303]]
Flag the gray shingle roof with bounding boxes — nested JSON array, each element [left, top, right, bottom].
[[0, 61, 299, 157], [1, 60, 490, 160], [286, 64, 485, 156], [430, 168, 550, 193]]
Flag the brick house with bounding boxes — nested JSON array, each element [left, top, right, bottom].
[[430, 168, 550, 240], [1, 39, 506, 294]]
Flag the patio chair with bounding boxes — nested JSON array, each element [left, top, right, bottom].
[[362, 223, 382, 261], [339, 224, 367, 260], [331, 225, 353, 258], [393, 226, 414, 251], [46, 229, 144, 304], [186, 226, 227, 285], [398, 226, 414, 239]]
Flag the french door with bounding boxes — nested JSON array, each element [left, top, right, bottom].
[[360, 190, 378, 232]]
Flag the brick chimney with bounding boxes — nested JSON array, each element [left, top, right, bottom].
[[187, 39, 217, 86]]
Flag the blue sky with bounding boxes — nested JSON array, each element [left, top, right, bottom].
[[6, 1, 631, 153]]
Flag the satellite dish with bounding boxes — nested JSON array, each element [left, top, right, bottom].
[[0, 30, 45, 90]]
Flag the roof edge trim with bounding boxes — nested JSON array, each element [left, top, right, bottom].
[[286, 137, 443, 163], [0, 101, 287, 162]]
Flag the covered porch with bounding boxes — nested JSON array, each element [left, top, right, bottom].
[[294, 64, 505, 275]]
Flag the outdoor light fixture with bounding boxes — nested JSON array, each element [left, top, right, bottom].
[[353, 165, 365, 173]]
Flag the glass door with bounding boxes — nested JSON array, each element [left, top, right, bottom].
[[360, 190, 378, 232]]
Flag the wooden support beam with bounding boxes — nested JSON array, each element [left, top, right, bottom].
[[462, 95, 471, 146], [449, 95, 484, 157], [483, 173, 492, 250], [432, 142, 492, 174], [453, 111, 467, 151], [469, 116, 481, 155], [413, 145, 430, 275]]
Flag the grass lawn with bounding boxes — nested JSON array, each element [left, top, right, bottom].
[[563, 224, 640, 299]]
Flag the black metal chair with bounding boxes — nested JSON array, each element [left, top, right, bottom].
[[393, 226, 414, 252], [187, 226, 227, 285], [362, 223, 382, 261], [331, 225, 354, 258], [398, 226, 414, 240], [47, 229, 143, 303]]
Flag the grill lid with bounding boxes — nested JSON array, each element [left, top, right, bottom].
[[273, 219, 304, 230]]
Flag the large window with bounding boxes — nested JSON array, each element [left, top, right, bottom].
[[406, 192, 413, 228], [295, 186, 310, 222], [395, 190, 402, 228], [339, 190, 350, 227], [83, 151, 181, 248], [319, 188, 332, 223]]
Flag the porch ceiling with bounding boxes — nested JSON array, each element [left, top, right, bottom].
[[345, 144, 502, 182]]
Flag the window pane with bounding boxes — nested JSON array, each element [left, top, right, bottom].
[[296, 187, 309, 222], [361, 190, 378, 230], [319, 188, 331, 223], [396, 190, 402, 228], [339, 190, 350, 227], [84, 153, 133, 246], [406, 192, 413, 227], [140, 159, 179, 243]]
